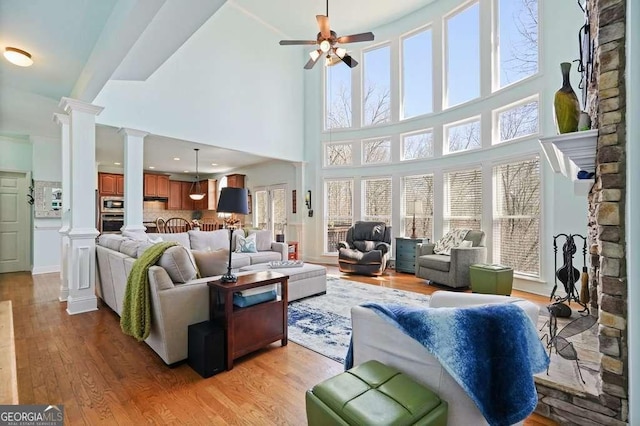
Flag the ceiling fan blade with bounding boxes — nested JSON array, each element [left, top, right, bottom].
[[316, 15, 331, 39], [304, 49, 322, 70], [340, 53, 358, 68], [336, 32, 375, 44], [279, 40, 318, 45]]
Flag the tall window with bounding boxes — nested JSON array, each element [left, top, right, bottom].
[[363, 45, 391, 126], [498, 0, 539, 88], [325, 179, 353, 253], [362, 177, 392, 224], [402, 174, 434, 240], [362, 138, 391, 164], [444, 168, 482, 231], [496, 98, 539, 143], [325, 142, 353, 166], [445, 118, 481, 154], [402, 130, 434, 160], [445, 2, 480, 107], [325, 65, 352, 129], [493, 158, 540, 276], [402, 28, 433, 118]]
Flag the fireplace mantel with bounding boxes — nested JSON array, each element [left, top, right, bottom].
[[539, 130, 598, 195]]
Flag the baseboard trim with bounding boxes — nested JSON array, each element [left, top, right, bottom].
[[66, 295, 98, 315], [32, 265, 61, 275]]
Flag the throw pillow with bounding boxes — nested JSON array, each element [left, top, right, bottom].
[[249, 230, 273, 251], [192, 249, 229, 277], [188, 229, 229, 251], [157, 245, 198, 283], [235, 233, 257, 253], [122, 230, 148, 241], [433, 229, 471, 255]]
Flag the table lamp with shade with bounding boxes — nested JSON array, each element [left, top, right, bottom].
[[407, 200, 423, 239], [217, 187, 249, 283]]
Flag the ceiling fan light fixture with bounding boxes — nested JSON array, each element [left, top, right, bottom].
[[4, 47, 33, 67], [189, 148, 206, 201], [319, 40, 331, 53], [335, 47, 346, 58], [309, 50, 321, 61]]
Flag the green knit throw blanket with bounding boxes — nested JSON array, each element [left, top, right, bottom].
[[120, 241, 178, 341]]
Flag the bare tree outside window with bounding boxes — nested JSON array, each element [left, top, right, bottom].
[[493, 158, 540, 276], [446, 120, 481, 154], [326, 65, 352, 129], [363, 45, 391, 126], [498, 100, 539, 142], [325, 143, 353, 166], [363, 138, 391, 164], [499, 0, 538, 87], [402, 131, 434, 160], [444, 169, 482, 231], [325, 180, 353, 252], [402, 175, 434, 240]]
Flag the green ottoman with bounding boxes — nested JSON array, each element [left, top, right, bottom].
[[306, 360, 448, 426], [469, 263, 514, 295]]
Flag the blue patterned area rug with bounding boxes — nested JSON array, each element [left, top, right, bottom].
[[287, 275, 431, 364]]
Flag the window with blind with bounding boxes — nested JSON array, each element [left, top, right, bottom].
[[402, 174, 434, 240], [362, 138, 391, 164], [444, 168, 482, 231], [493, 158, 540, 276], [324, 179, 353, 253], [402, 130, 433, 161], [362, 177, 392, 224], [325, 142, 353, 166]]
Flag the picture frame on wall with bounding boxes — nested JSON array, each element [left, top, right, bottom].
[[292, 190, 297, 214], [247, 193, 252, 214]]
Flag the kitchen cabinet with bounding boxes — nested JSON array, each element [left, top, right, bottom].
[[226, 174, 245, 189], [144, 174, 170, 198], [99, 173, 124, 196], [182, 181, 195, 211], [168, 181, 183, 210], [193, 179, 217, 211]]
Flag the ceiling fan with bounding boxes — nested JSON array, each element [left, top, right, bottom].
[[279, 0, 375, 70]]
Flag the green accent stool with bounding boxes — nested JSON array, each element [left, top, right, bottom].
[[469, 263, 514, 296], [306, 360, 448, 426]]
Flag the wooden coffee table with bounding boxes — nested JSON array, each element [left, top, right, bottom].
[[208, 271, 288, 370]]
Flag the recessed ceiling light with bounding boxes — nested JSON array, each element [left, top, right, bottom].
[[173, 157, 180, 161], [114, 162, 121, 166], [149, 166, 155, 169], [4, 47, 33, 67], [211, 163, 218, 166]]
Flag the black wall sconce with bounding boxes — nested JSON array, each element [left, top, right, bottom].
[[305, 190, 313, 217]]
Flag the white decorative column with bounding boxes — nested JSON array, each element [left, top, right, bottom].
[[59, 97, 104, 315], [53, 113, 71, 302], [293, 161, 307, 259], [119, 128, 147, 232]]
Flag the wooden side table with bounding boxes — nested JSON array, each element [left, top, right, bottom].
[[395, 237, 427, 274], [208, 271, 288, 370], [287, 241, 299, 260]]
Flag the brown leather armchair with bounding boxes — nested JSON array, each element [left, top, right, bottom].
[[337, 221, 392, 276]]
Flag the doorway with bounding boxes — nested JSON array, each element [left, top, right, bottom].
[[253, 185, 287, 238], [0, 171, 30, 273]]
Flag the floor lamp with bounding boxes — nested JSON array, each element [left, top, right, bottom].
[[217, 187, 249, 283], [408, 200, 423, 239]]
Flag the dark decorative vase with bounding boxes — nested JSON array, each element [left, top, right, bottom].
[[554, 62, 580, 134]]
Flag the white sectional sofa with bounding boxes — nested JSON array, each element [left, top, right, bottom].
[[95, 229, 287, 365]]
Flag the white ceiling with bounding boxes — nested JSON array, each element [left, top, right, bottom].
[[1, 0, 435, 174]]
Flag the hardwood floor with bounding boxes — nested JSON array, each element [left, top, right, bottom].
[[0, 268, 556, 425]]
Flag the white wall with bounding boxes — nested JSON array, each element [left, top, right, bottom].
[[31, 136, 63, 274], [94, 2, 305, 162], [302, 0, 587, 294], [0, 136, 32, 171]]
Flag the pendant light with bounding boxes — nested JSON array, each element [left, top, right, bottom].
[[189, 148, 205, 200]]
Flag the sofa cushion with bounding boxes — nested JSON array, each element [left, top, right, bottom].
[[353, 222, 386, 241], [157, 245, 198, 283], [122, 230, 148, 241], [417, 254, 451, 272], [235, 233, 257, 253], [119, 239, 143, 258], [433, 229, 470, 255], [98, 234, 124, 251], [147, 232, 190, 249], [191, 249, 229, 278], [189, 229, 230, 251], [248, 230, 273, 251], [246, 251, 281, 264]]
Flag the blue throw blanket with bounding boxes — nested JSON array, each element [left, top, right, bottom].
[[345, 303, 549, 426]]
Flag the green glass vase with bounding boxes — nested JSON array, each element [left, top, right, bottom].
[[554, 62, 580, 134]]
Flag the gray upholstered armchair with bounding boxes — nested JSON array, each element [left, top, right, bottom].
[[415, 230, 487, 288], [337, 221, 392, 276]]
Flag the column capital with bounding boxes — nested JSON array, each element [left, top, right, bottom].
[[118, 127, 149, 138], [52, 113, 69, 126], [58, 97, 104, 116]]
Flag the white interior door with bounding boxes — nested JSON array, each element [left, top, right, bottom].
[[0, 172, 29, 273], [254, 185, 287, 237]]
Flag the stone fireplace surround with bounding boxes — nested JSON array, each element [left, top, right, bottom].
[[533, 0, 631, 424]]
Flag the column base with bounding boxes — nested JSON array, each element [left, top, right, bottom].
[[66, 294, 98, 315], [58, 287, 69, 302]]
